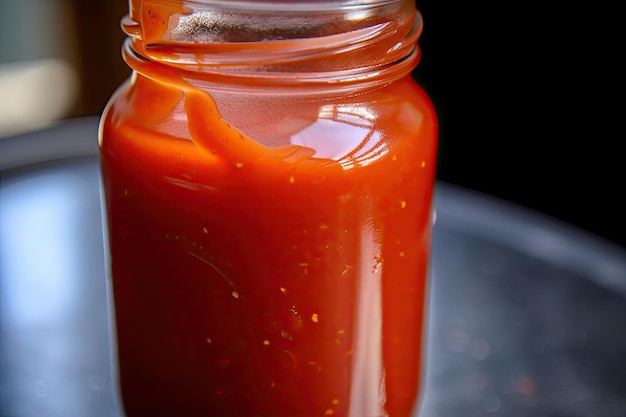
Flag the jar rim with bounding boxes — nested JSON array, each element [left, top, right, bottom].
[[184, 0, 402, 12]]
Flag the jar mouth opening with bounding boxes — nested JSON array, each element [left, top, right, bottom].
[[123, 0, 422, 90], [124, 10, 422, 64], [128, 0, 416, 45]]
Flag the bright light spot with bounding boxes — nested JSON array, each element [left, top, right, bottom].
[[0, 172, 83, 324], [0, 59, 78, 138], [290, 103, 387, 169]]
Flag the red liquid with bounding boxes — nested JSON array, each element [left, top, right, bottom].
[[100, 5, 437, 416]]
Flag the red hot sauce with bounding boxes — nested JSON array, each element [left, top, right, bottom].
[[99, 1, 437, 416]]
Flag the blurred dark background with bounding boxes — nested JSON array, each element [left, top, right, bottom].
[[1, 1, 622, 248], [412, 2, 623, 249]]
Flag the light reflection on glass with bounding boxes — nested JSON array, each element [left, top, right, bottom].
[[291, 103, 388, 169]]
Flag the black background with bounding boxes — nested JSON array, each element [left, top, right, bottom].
[[412, 2, 623, 248]]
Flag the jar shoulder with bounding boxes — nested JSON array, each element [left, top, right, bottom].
[[100, 73, 437, 157]]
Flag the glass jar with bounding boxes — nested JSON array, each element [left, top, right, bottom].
[[99, 1, 437, 416]]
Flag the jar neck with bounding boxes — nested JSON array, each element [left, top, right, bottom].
[[122, 0, 422, 92]]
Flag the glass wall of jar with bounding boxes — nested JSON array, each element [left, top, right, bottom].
[[99, 1, 437, 416]]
